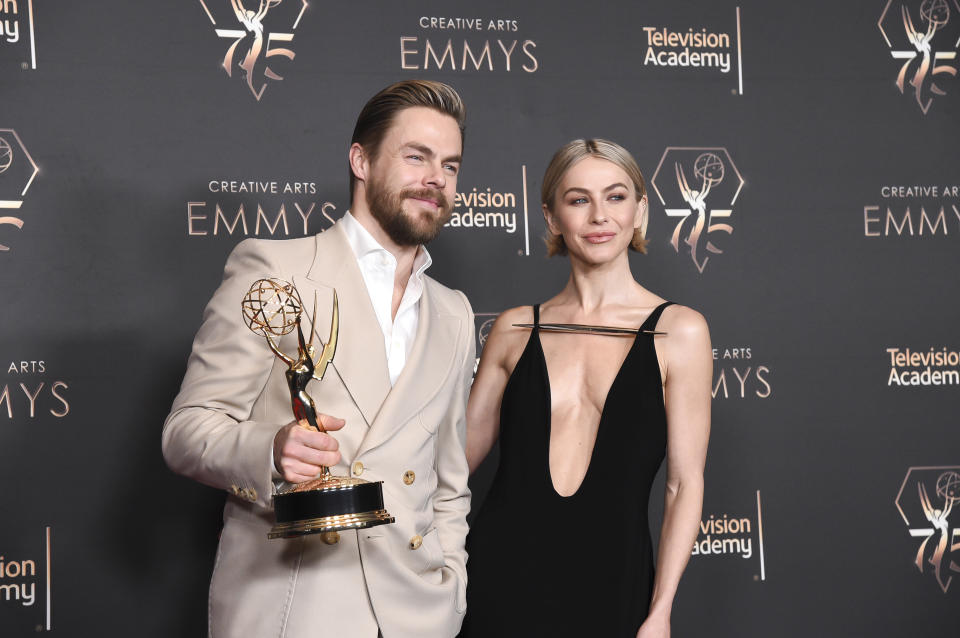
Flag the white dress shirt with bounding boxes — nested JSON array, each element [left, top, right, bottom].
[[340, 211, 431, 386]]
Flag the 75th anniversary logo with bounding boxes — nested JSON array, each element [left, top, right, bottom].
[[896, 466, 960, 592], [879, 0, 960, 113], [198, 0, 308, 100], [651, 147, 744, 274]]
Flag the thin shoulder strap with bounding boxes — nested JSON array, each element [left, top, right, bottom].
[[640, 301, 674, 333], [533, 304, 541, 328]]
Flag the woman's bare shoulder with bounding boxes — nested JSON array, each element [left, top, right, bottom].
[[657, 304, 711, 363], [482, 306, 536, 359], [659, 303, 709, 337]]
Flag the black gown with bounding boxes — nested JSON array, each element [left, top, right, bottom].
[[460, 302, 673, 637]]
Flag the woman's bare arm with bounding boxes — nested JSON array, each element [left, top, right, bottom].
[[465, 307, 528, 473], [639, 305, 712, 637]]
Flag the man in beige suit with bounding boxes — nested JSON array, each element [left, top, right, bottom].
[[162, 80, 474, 638]]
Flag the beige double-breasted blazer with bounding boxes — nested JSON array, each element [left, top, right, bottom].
[[162, 222, 475, 638]]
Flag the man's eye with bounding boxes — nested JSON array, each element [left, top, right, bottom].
[[407, 155, 423, 161], [444, 164, 459, 174]]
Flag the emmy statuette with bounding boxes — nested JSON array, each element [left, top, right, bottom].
[[241, 278, 395, 539]]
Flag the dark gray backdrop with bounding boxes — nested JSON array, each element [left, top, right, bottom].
[[1, 1, 958, 635]]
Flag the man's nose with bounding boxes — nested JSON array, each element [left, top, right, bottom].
[[423, 162, 446, 189]]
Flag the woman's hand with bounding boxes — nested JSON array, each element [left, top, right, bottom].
[[636, 612, 670, 638]]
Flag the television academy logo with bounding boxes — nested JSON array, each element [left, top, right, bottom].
[[0, 527, 51, 631], [690, 490, 767, 582], [895, 466, 960, 592], [650, 147, 744, 273], [0, 129, 39, 253], [446, 165, 533, 257], [886, 346, 960, 386], [878, 0, 960, 113], [0, 0, 37, 70], [641, 7, 744, 95], [198, 0, 308, 100]]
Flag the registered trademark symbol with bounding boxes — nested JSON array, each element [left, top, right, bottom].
[[517, 249, 523, 255], [22, 62, 29, 70], [35, 624, 43, 632], [753, 574, 759, 581], [731, 88, 737, 95]]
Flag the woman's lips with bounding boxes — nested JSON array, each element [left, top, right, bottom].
[[583, 232, 616, 244]]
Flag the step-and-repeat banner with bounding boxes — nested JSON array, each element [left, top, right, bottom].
[[1, 1, 958, 635]]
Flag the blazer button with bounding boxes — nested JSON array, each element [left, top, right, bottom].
[[246, 487, 258, 502], [352, 461, 364, 476], [402, 470, 415, 485], [409, 535, 423, 550], [229, 485, 240, 496], [321, 531, 340, 545]]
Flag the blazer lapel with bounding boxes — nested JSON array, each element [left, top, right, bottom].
[[295, 223, 391, 427], [358, 280, 462, 455]]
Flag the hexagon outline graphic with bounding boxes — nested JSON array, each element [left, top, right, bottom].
[[879, 0, 960, 49], [895, 464, 960, 526], [0, 129, 40, 208], [650, 147, 745, 208]]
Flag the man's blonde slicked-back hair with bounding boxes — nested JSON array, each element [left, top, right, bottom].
[[349, 80, 466, 201]]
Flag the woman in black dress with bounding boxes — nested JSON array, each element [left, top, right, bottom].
[[461, 139, 711, 637]]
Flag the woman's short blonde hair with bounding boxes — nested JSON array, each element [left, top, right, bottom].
[[541, 138, 648, 257]]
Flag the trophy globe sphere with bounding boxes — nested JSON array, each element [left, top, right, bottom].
[[921, 0, 950, 27], [241, 278, 303, 337], [936, 470, 960, 505], [694, 152, 724, 187], [0, 137, 12, 174]]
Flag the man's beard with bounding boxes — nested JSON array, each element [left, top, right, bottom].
[[366, 181, 451, 247]]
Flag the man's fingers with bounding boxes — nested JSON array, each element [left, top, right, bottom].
[[280, 451, 341, 483], [294, 415, 345, 432], [283, 469, 320, 483], [317, 414, 346, 431], [282, 459, 321, 482], [295, 429, 340, 452], [289, 445, 340, 468], [273, 419, 344, 478]]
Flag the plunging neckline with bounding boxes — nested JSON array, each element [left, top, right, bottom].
[[536, 326, 643, 498]]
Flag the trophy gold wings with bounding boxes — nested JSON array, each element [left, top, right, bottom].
[[241, 278, 395, 539]]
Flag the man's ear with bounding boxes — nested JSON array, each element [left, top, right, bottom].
[[349, 143, 368, 183]]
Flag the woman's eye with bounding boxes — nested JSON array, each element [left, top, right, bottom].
[[609, 193, 626, 201], [569, 197, 588, 205]]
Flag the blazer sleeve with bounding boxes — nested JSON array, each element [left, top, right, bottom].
[[431, 289, 476, 614], [161, 238, 282, 510]]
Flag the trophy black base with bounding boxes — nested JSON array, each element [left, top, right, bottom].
[[269, 476, 395, 539]]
